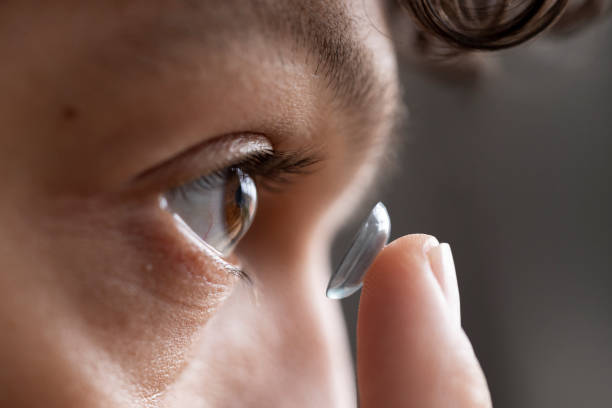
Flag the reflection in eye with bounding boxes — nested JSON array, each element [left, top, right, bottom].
[[162, 168, 257, 256]]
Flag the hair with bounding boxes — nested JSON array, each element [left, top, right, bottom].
[[393, 0, 610, 57]]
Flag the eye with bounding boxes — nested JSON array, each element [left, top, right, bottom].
[[161, 167, 257, 256]]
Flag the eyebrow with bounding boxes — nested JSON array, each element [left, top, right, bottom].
[[265, 1, 404, 189], [252, 0, 400, 135], [118, 0, 400, 152], [264, 2, 382, 108]]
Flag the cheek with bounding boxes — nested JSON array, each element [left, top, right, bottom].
[[17, 197, 242, 397], [173, 247, 355, 406]]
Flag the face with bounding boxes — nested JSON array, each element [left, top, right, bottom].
[[0, 1, 399, 406]]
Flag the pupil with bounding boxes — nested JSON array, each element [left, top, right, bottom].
[[234, 179, 244, 207]]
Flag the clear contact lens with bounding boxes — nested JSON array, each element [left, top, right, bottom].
[[326, 202, 391, 299]]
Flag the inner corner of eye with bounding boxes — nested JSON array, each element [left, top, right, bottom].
[[160, 167, 258, 257]]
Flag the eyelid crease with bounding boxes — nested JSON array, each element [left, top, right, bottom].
[[129, 133, 273, 194], [168, 148, 323, 203], [132, 133, 324, 197]]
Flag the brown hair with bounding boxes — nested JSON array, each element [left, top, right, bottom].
[[394, 0, 609, 56]]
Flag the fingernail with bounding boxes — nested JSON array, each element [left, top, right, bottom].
[[422, 236, 440, 253], [427, 243, 461, 325], [326, 202, 391, 299]]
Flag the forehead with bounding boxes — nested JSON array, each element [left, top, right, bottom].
[[115, 0, 394, 112], [1, 0, 396, 115], [0, 0, 399, 191]]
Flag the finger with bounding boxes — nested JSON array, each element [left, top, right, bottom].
[[357, 234, 491, 408], [427, 243, 461, 325]]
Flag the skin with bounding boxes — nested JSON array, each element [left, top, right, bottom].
[[0, 0, 491, 407]]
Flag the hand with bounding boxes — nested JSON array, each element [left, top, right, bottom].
[[358, 234, 492, 407]]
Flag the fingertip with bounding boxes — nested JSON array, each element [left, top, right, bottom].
[[357, 234, 491, 408], [386, 233, 439, 255], [357, 234, 448, 404], [360, 234, 440, 307]]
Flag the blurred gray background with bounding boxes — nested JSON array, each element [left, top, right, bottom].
[[336, 18, 612, 408]]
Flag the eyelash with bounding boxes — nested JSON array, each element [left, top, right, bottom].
[[170, 150, 321, 197]]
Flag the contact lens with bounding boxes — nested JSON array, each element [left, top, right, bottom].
[[326, 202, 391, 299]]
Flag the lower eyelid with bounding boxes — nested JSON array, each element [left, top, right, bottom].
[[99, 201, 245, 313], [170, 209, 246, 276]]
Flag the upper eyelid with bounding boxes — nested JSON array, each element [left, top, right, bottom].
[[128, 133, 273, 194], [130, 133, 324, 197], [224, 149, 323, 190], [167, 148, 324, 203]]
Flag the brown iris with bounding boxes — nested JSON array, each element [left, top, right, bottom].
[[163, 168, 257, 256]]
